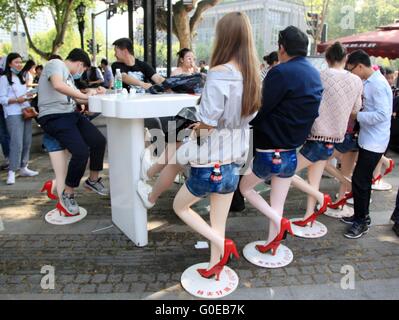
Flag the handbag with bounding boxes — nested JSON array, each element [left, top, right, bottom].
[[22, 106, 38, 119], [11, 84, 38, 119], [149, 73, 206, 94]]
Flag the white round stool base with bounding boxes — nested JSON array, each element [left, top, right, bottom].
[[181, 263, 239, 299], [325, 205, 354, 219], [45, 207, 87, 225], [346, 197, 372, 206], [372, 180, 392, 191], [290, 218, 328, 238], [243, 242, 293, 268]]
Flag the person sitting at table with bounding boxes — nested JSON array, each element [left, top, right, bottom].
[[37, 49, 108, 217], [171, 48, 199, 76], [111, 37, 167, 138]]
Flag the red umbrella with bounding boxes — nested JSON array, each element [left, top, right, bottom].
[[317, 23, 399, 59]]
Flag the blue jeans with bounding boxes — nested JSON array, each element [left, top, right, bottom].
[[334, 133, 358, 154], [300, 140, 334, 162], [185, 163, 240, 198], [252, 150, 297, 180], [42, 133, 65, 153], [0, 105, 10, 158], [5, 115, 32, 171]]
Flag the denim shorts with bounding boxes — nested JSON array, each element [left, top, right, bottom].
[[300, 140, 334, 163], [185, 163, 240, 198], [252, 149, 297, 180], [42, 133, 65, 153], [334, 133, 358, 154]]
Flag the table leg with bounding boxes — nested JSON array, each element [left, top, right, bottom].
[[106, 118, 148, 246]]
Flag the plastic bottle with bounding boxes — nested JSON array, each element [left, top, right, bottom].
[[271, 150, 282, 174], [114, 69, 123, 94], [210, 163, 223, 183]]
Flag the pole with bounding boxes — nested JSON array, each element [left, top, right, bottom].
[[167, 0, 172, 77], [106, 15, 109, 60], [92, 12, 96, 64], [151, 0, 156, 70]]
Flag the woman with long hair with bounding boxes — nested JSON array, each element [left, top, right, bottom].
[[172, 12, 261, 279], [0, 53, 38, 185], [21, 59, 37, 88]]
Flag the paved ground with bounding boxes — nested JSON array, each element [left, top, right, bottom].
[[1, 122, 399, 300]]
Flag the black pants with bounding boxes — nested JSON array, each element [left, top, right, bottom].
[[352, 147, 383, 223], [39, 112, 106, 188], [392, 188, 399, 223]]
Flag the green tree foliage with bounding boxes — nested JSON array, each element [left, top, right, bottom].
[[326, 0, 399, 40]]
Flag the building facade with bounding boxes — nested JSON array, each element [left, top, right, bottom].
[[194, 0, 307, 57], [0, 10, 53, 44]]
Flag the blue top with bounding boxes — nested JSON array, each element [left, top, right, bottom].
[[357, 71, 392, 153], [250, 56, 323, 149]]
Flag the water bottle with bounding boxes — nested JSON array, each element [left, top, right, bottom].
[[114, 69, 123, 94], [325, 143, 334, 157], [271, 150, 282, 174], [210, 164, 223, 183]]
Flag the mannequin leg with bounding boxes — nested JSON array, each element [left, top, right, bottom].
[[338, 151, 358, 197], [291, 154, 324, 205], [208, 192, 234, 268], [148, 163, 183, 204], [373, 158, 383, 180], [302, 161, 328, 219], [240, 170, 284, 243], [147, 142, 182, 179], [268, 175, 294, 239], [173, 184, 226, 268], [48, 150, 69, 199]]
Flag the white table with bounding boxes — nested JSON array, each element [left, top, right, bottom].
[[89, 93, 199, 246]]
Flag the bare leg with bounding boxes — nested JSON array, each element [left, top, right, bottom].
[[268, 176, 294, 240], [147, 142, 182, 179], [373, 158, 384, 180], [209, 192, 234, 268], [173, 184, 226, 268], [48, 150, 69, 198], [148, 163, 183, 204], [303, 160, 328, 219], [240, 170, 288, 243], [291, 154, 324, 206]]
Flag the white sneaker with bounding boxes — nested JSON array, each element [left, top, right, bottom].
[[140, 148, 153, 181], [137, 180, 155, 209], [7, 171, 15, 185], [19, 167, 39, 177]]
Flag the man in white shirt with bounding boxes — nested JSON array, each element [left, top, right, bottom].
[[343, 50, 393, 239]]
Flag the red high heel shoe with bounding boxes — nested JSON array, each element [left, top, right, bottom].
[[329, 191, 353, 209], [384, 159, 395, 176], [40, 180, 58, 200], [197, 265, 224, 281], [56, 202, 80, 217], [256, 218, 294, 255], [197, 239, 240, 280], [372, 175, 382, 185], [293, 194, 331, 227]]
